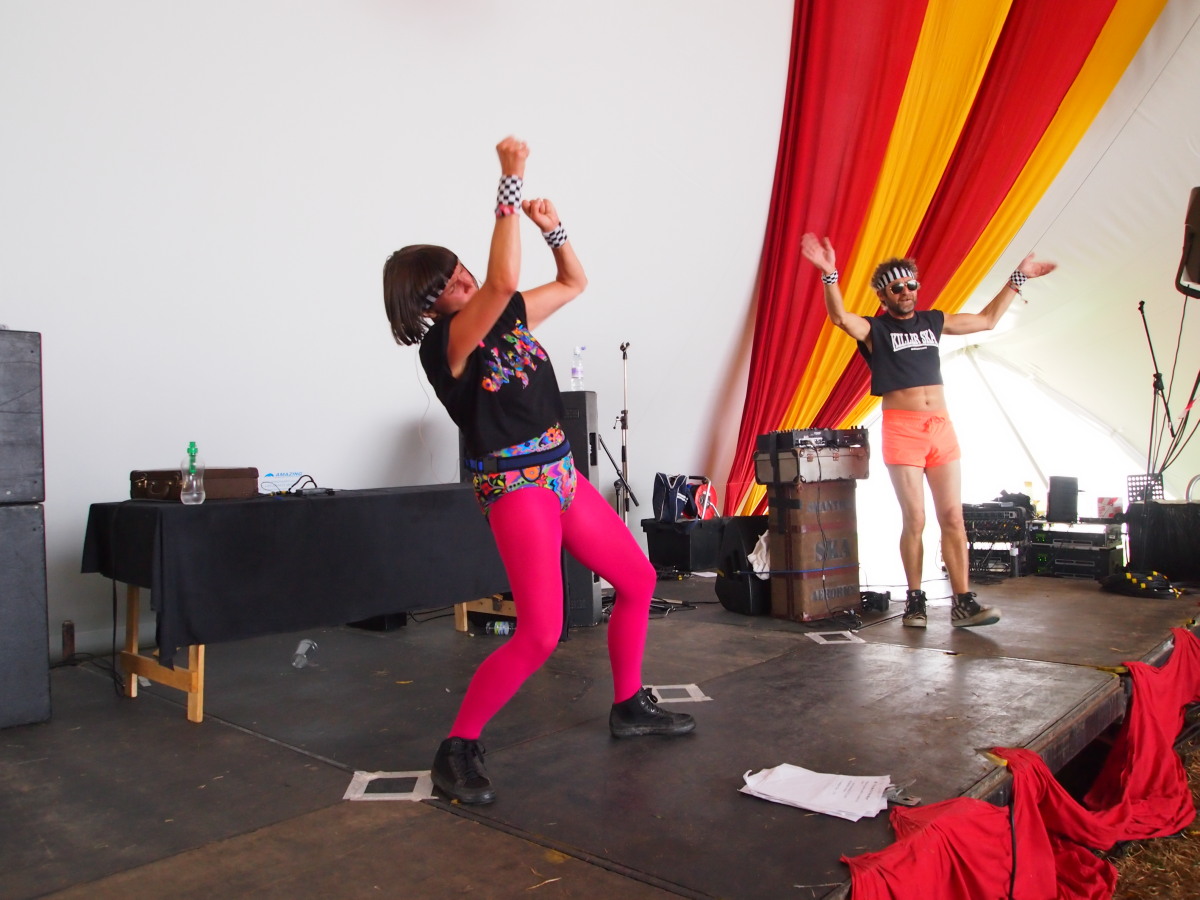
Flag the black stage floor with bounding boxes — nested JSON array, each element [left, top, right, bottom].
[[3, 574, 1197, 899]]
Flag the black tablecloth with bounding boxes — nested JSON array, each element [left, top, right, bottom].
[[81, 484, 509, 659]]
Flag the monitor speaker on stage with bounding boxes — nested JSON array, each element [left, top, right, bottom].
[[1046, 476, 1079, 523], [0, 487, 50, 728], [0, 330, 45, 503], [1178, 186, 1200, 298]]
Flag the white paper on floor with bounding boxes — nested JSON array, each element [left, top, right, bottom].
[[740, 764, 892, 821]]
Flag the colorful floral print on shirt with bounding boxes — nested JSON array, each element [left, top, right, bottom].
[[480, 319, 548, 392]]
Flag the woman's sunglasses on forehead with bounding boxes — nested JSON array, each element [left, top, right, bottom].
[[888, 279, 920, 295]]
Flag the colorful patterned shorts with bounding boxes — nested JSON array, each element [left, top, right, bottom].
[[471, 426, 577, 517]]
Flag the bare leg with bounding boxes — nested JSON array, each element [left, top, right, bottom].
[[887, 464, 928, 591], [926, 460, 969, 595]]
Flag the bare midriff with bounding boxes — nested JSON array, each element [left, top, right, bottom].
[[881, 383, 947, 412]]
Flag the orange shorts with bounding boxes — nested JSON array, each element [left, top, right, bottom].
[[881, 409, 961, 468]]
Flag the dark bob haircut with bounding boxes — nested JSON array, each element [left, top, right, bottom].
[[382, 244, 458, 345]]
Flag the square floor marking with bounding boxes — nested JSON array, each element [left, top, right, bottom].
[[344, 770, 434, 801], [646, 683, 711, 703], [805, 631, 865, 645]]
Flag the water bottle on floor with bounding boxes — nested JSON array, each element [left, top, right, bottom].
[[292, 639, 318, 668]]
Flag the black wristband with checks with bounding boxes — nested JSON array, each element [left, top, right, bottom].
[[496, 175, 522, 216]]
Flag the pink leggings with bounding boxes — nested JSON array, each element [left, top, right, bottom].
[[448, 474, 655, 740]]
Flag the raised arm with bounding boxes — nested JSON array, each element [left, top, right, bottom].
[[520, 198, 587, 331], [801, 233, 870, 343], [943, 252, 1057, 336], [444, 137, 529, 377]]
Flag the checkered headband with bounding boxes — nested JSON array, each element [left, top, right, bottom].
[[871, 264, 916, 291], [421, 255, 458, 311]]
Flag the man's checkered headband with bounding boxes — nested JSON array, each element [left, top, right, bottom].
[[872, 265, 916, 291]]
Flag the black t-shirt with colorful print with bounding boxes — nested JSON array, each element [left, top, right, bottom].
[[420, 292, 565, 458]]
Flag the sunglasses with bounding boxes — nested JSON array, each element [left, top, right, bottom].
[[888, 279, 920, 295]]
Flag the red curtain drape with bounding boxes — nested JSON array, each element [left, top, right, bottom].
[[724, 0, 930, 512], [813, 0, 1118, 427], [727, 0, 1121, 514]]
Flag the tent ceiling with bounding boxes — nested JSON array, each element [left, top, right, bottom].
[[961, 2, 1200, 499]]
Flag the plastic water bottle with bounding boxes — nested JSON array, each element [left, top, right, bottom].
[[485, 621, 515, 635], [292, 638, 318, 668], [180, 441, 206, 505], [570, 346, 586, 390]]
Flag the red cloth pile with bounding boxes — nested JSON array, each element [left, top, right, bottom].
[[844, 628, 1200, 899]]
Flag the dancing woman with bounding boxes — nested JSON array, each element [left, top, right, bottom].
[[383, 137, 694, 805]]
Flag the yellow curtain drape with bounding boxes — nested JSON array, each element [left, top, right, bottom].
[[834, 0, 1169, 431], [736, 0, 1013, 514]]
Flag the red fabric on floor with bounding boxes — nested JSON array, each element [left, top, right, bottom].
[[845, 628, 1200, 898], [1083, 627, 1200, 839], [996, 748, 1119, 899], [842, 798, 1015, 900]]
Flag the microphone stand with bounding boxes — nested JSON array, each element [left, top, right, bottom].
[[597, 432, 637, 523], [1137, 300, 1176, 473], [608, 342, 638, 523]]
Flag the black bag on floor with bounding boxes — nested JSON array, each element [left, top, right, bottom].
[[715, 515, 770, 615], [652, 473, 691, 523]]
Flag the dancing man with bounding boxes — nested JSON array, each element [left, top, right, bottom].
[[801, 233, 1055, 627]]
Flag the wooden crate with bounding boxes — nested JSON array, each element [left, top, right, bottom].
[[765, 480, 860, 622], [454, 593, 516, 632]]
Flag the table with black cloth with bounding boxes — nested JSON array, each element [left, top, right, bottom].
[[81, 484, 509, 721]]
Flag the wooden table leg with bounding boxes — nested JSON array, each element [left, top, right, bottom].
[[118, 583, 206, 722], [123, 584, 140, 699]]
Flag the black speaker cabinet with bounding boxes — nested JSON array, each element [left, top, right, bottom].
[[560, 391, 603, 627], [0, 330, 45, 504], [1046, 476, 1079, 523], [1183, 186, 1200, 284], [715, 515, 770, 615], [1, 504, 51, 728]]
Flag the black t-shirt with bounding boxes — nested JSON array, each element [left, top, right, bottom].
[[856, 309, 945, 396], [419, 292, 565, 458]]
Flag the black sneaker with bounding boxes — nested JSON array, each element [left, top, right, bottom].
[[902, 590, 928, 628], [609, 687, 696, 738], [430, 737, 496, 805], [951, 592, 1000, 628]]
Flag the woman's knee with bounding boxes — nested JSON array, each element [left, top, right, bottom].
[[612, 553, 656, 600], [510, 627, 559, 664]]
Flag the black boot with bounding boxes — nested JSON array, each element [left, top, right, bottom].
[[609, 687, 696, 738], [430, 737, 495, 805]]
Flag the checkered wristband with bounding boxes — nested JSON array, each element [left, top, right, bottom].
[[542, 224, 568, 249], [496, 175, 522, 217], [821, 270, 839, 285], [1009, 270, 1028, 292]]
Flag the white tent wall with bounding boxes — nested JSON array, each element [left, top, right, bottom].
[[1, 1, 793, 657], [958, 1, 1200, 502], [3, 2, 1198, 661]]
